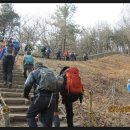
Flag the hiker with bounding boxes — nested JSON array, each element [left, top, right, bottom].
[[70, 52, 76, 61], [0, 39, 16, 88], [23, 51, 34, 80], [83, 53, 88, 61], [59, 66, 84, 127], [23, 62, 57, 127], [0, 38, 8, 53], [63, 51, 69, 61], [56, 48, 62, 60], [127, 79, 130, 94], [41, 46, 47, 58], [74, 53, 77, 61], [12, 39, 20, 63], [24, 43, 33, 53], [46, 46, 51, 59]]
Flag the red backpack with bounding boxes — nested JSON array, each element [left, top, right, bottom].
[[65, 67, 83, 94]]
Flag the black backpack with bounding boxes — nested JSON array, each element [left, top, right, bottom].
[[35, 68, 64, 93], [5, 44, 14, 56]]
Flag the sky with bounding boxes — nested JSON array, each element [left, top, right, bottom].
[[12, 3, 126, 28]]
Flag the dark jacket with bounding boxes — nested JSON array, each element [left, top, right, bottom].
[[23, 66, 49, 99]]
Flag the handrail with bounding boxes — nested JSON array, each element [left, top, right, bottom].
[[0, 93, 10, 127]]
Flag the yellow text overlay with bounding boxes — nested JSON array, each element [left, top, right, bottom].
[[108, 105, 130, 113]]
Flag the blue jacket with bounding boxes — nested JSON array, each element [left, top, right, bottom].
[[0, 47, 6, 60]]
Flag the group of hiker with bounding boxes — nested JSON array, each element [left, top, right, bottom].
[[0, 39, 84, 127], [55, 49, 78, 61], [23, 62, 84, 127], [41, 46, 82, 61], [0, 38, 20, 88], [23, 46, 84, 127], [41, 46, 52, 59]]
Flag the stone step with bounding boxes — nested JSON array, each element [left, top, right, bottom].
[[0, 76, 25, 81], [0, 73, 24, 78], [0, 88, 24, 92], [9, 105, 64, 114], [0, 72, 24, 78], [9, 105, 28, 113], [0, 81, 24, 85], [0, 66, 20, 69], [1, 92, 24, 98], [4, 98, 29, 105], [10, 113, 27, 122], [0, 70, 23, 74], [10, 120, 80, 127], [10, 121, 28, 127], [0, 67, 22, 71], [9, 113, 66, 122], [1, 92, 33, 98], [0, 83, 24, 88], [0, 88, 34, 93]]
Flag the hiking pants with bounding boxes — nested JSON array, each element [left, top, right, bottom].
[[64, 56, 69, 61], [53, 93, 60, 127], [2, 56, 14, 83], [42, 52, 46, 58], [23, 64, 33, 79], [46, 53, 50, 59], [26, 95, 56, 127], [64, 100, 74, 127], [56, 54, 61, 60], [40, 92, 60, 127], [63, 95, 79, 127]]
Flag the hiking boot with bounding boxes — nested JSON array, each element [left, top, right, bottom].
[[8, 82, 12, 88]]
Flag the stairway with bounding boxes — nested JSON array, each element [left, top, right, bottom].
[[0, 60, 80, 127]]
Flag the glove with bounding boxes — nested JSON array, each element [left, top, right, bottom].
[[79, 94, 83, 103]]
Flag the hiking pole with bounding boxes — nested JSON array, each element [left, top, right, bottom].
[[89, 89, 93, 127], [112, 82, 116, 105]]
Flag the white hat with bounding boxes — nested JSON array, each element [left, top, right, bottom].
[[128, 79, 130, 82]]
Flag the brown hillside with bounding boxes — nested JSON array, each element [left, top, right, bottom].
[[17, 54, 130, 127]]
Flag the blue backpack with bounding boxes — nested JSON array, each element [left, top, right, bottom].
[[127, 83, 130, 92], [13, 40, 20, 56], [24, 55, 33, 65]]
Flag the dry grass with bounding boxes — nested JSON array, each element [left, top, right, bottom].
[[17, 54, 130, 127]]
